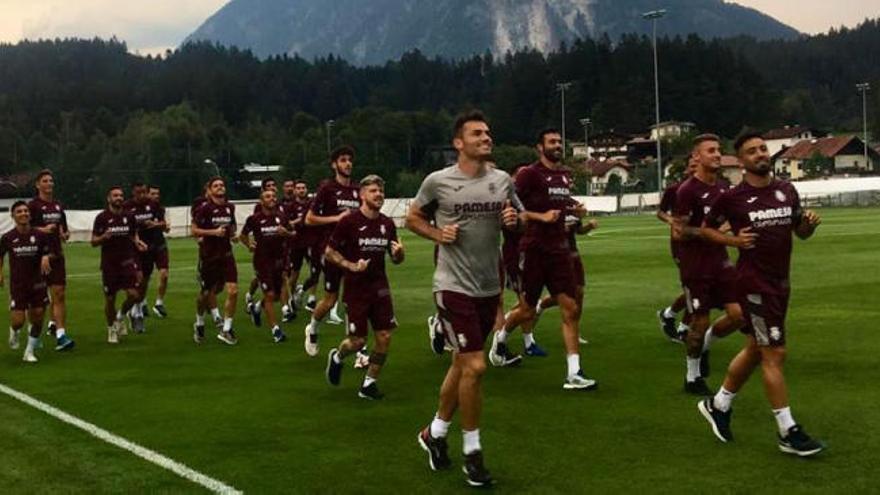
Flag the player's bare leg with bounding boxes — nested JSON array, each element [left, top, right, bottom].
[[48, 284, 67, 336], [193, 289, 212, 344], [8, 310, 26, 350], [684, 311, 711, 393], [263, 290, 287, 343], [156, 268, 168, 305], [490, 297, 527, 366], [217, 282, 238, 345], [16, 307, 45, 362], [558, 293, 596, 389], [689, 302, 743, 390], [418, 356, 461, 472], [304, 291, 338, 356], [658, 293, 688, 342], [245, 276, 260, 315]]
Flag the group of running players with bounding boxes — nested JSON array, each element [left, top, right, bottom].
[[1, 110, 825, 488]]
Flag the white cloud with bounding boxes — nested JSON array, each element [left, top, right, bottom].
[[0, 0, 228, 51], [732, 0, 880, 34]]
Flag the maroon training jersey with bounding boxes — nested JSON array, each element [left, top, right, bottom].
[[193, 200, 236, 261], [0, 229, 50, 292], [501, 228, 522, 265], [191, 196, 209, 217], [515, 162, 574, 253], [327, 209, 397, 301], [660, 181, 683, 260], [706, 179, 802, 292], [27, 197, 67, 256], [92, 209, 138, 271], [310, 179, 361, 244], [125, 199, 165, 250], [242, 208, 289, 272], [674, 176, 731, 280]]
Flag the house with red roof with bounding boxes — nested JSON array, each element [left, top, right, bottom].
[[773, 135, 878, 180]]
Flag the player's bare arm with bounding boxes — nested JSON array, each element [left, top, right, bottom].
[[795, 210, 821, 240], [577, 219, 599, 234], [190, 222, 226, 238], [405, 203, 458, 244], [324, 245, 368, 272], [40, 254, 52, 275], [700, 224, 757, 249], [90, 229, 112, 246], [390, 239, 405, 265]]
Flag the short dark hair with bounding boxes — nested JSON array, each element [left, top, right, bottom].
[[107, 185, 123, 195], [453, 110, 488, 139], [34, 169, 53, 183], [131, 181, 146, 190], [330, 145, 355, 163], [282, 179, 295, 186], [536, 128, 562, 146], [10, 200, 28, 213], [148, 185, 160, 191], [207, 176, 225, 188], [294, 179, 307, 186], [359, 174, 385, 189], [261, 177, 276, 189], [692, 133, 721, 148], [734, 130, 765, 152]]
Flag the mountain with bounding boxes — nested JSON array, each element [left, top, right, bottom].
[[185, 0, 801, 65]]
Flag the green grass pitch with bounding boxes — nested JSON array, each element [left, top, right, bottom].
[[1, 207, 878, 493]]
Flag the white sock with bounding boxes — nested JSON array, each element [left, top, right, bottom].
[[462, 429, 481, 455], [211, 308, 221, 320], [523, 332, 536, 347], [663, 306, 676, 319], [308, 317, 320, 335], [496, 329, 508, 344], [223, 317, 233, 331], [26, 336, 39, 352], [156, 298, 164, 306], [282, 304, 290, 313], [713, 387, 736, 412], [535, 300, 544, 314], [430, 414, 451, 439], [48, 320, 56, 328], [686, 357, 701, 382], [332, 350, 342, 364], [116, 310, 124, 321], [773, 407, 796, 436], [566, 353, 580, 377], [271, 325, 280, 334], [195, 314, 205, 326], [677, 322, 690, 334], [330, 302, 341, 318], [246, 292, 253, 304], [56, 328, 66, 338], [363, 375, 376, 388], [703, 327, 717, 353], [307, 295, 316, 304]]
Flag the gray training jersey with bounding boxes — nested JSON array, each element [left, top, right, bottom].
[[413, 164, 523, 297]]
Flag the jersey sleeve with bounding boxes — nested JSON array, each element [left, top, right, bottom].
[[659, 186, 676, 213], [37, 232, 50, 256], [241, 216, 255, 236], [789, 183, 804, 228], [0, 236, 7, 259], [704, 191, 729, 229], [27, 201, 41, 227], [413, 172, 439, 210], [513, 167, 534, 208], [505, 173, 525, 211], [92, 213, 105, 237], [673, 182, 693, 217], [327, 216, 349, 252], [310, 186, 329, 215]]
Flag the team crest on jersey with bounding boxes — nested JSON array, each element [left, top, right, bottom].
[[30, 236, 35, 243], [770, 326, 782, 342], [775, 190, 787, 203], [352, 190, 358, 199], [123, 217, 128, 224], [563, 176, 570, 186], [380, 224, 386, 235], [146, 205, 151, 212], [488, 182, 497, 194], [457, 333, 468, 348]]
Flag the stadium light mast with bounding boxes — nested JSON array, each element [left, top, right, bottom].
[[203, 158, 220, 176], [579, 118, 592, 160], [325, 120, 335, 156], [857, 82, 871, 168], [557, 82, 573, 159], [643, 8, 666, 191]]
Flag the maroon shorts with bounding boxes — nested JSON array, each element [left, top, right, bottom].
[[289, 246, 309, 272], [155, 247, 169, 270], [321, 251, 343, 293], [102, 262, 141, 296], [683, 266, 738, 315], [434, 291, 499, 354], [10, 282, 49, 311], [739, 286, 790, 347], [503, 254, 521, 294], [198, 255, 238, 292], [45, 256, 66, 287], [520, 247, 577, 307], [571, 252, 585, 287], [345, 289, 397, 338], [255, 265, 284, 295]]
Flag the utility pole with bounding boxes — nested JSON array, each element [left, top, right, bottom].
[[857, 82, 871, 168], [643, 9, 667, 191], [557, 82, 573, 159], [325, 120, 335, 156]]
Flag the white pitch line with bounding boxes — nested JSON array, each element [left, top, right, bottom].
[[0, 383, 242, 495]]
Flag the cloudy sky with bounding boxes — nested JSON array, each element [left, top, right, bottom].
[[0, 0, 878, 56]]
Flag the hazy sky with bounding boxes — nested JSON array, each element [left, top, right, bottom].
[[0, 0, 878, 56]]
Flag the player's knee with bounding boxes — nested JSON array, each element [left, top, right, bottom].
[[462, 355, 487, 377], [726, 305, 744, 325], [226, 284, 239, 297], [761, 346, 786, 365], [348, 336, 366, 349], [52, 287, 66, 303], [374, 330, 392, 349], [368, 351, 388, 367]]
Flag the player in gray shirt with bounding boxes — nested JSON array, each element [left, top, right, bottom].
[[409, 110, 520, 488]]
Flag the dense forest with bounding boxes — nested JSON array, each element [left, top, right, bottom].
[[0, 19, 878, 207]]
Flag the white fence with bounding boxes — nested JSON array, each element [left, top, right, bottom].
[[2, 177, 878, 241]]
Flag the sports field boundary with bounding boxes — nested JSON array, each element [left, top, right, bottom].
[[0, 383, 242, 494]]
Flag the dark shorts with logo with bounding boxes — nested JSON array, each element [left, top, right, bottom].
[[102, 261, 141, 295], [433, 291, 499, 354], [571, 252, 585, 287], [682, 266, 738, 315], [10, 282, 49, 311], [198, 255, 238, 293], [345, 287, 397, 338], [739, 284, 790, 347], [520, 247, 577, 307]]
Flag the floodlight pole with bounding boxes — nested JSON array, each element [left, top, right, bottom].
[[857, 83, 871, 168], [325, 120, 335, 156], [557, 82, 573, 159], [643, 9, 666, 191]]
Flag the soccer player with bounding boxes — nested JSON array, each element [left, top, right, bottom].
[[697, 132, 824, 456], [91, 187, 148, 344], [191, 177, 239, 345], [324, 175, 404, 399], [302, 146, 362, 356], [147, 185, 171, 317], [244, 177, 279, 325], [672, 134, 744, 396], [125, 182, 167, 332], [240, 188, 291, 343], [282, 179, 312, 320], [1, 201, 54, 361], [656, 157, 698, 343], [408, 110, 521, 487], [27, 169, 75, 350], [494, 128, 597, 390], [191, 183, 222, 329]]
